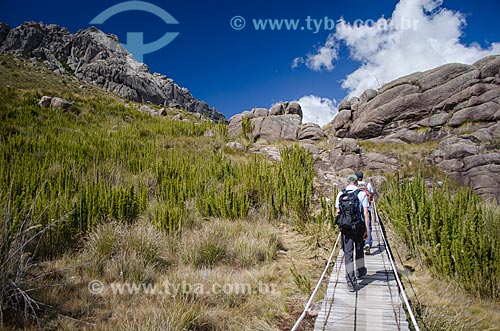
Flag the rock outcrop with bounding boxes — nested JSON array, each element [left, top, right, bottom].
[[331, 55, 500, 201], [228, 102, 326, 143], [38, 96, 72, 110], [0, 21, 225, 122]]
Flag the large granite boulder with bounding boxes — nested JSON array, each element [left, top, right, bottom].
[[228, 102, 326, 143], [330, 55, 500, 201], [298, 123, 325, 141], [228, 109, 302, 143]]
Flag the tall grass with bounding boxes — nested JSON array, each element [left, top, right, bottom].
[[198, 146, 315, 222], [0, 86, 315, 256], [379, 173, 500, 300]]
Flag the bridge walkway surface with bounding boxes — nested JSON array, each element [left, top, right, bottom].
[[313, 209, 411, 331]]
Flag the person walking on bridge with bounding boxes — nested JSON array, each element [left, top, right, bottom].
[[335, 174, 370, 292], [355, 170, 374, 255]]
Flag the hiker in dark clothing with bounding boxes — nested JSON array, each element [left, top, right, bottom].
[[334, 174, 370, 292]]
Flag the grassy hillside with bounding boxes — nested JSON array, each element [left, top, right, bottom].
[[0, 55, 333, 330]]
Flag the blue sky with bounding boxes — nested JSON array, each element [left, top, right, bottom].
[[1, 0, 500, 124]]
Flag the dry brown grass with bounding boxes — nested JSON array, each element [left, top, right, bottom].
[[5, 213, 330, 331], [408, 269, 500, 331]]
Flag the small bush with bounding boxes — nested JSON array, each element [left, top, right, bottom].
[[81, 220, 175, 282], [113, 298, 204, 331], [180, 219, 281, 269]]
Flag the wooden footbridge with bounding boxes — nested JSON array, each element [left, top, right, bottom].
[[291, 203, 419, 331]]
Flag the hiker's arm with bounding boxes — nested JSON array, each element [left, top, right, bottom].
[[368, 182, 377, 200], [363, 206, 370, 240], [334, 193, 340, 216]]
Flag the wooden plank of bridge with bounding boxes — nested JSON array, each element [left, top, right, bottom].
[[314, 217, 410, 331]]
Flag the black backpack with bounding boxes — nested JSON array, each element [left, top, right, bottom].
[[336, 189, 363, 236]]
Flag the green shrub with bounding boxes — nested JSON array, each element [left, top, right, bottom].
[[379, 173, 500, 299]]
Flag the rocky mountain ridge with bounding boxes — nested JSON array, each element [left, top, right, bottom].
[[227, 56, 500, 202], [0, 21, 225, 122], [330, 55, 500, 201]]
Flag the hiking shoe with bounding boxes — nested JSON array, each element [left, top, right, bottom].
[[356, 267, 367, 279], [347, 282, 357, 292], [364, 244, 370, 255]]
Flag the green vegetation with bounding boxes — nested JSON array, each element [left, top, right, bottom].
[[241, 115, 254, 142], [379, 173, 500, 300], [196, 146, 314, 222], [290, 262, 312, 295], [0, 56, 320, 329], [0, 85, 314, 255]]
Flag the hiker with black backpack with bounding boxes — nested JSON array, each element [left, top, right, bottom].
[[334, 174, 370, 292]]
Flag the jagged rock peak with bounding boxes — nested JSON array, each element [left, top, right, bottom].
[[0, 21, 225, 122]]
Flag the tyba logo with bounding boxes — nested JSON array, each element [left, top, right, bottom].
[[90, 1, 179, 62]]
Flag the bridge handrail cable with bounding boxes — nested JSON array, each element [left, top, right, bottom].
[[290, 231, 342, 331], [373, 200, 421, 331]]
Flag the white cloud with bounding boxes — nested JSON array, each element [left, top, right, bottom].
[[298, 0, 500, 98], [300, 34, 339, 71], [291, 57, 304, 69], [293, 95, 338, 126]]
